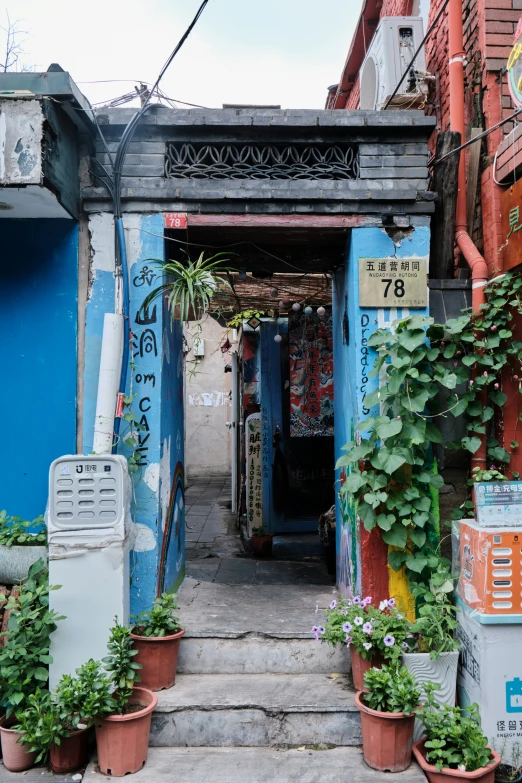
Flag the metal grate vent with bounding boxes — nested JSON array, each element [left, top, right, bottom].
[[165, 142, 359, 180]]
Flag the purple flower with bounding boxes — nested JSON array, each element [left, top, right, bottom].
[[329, 600, 337, 610], [354, 616, 363, 626], [341, 609, 347, 616], [387, 598, 396, 608], [363, 596, 372, 605], [312, 625, 320, 641], [352, 596, 361, 605], [402, 642, 409, 649], [346, 599, 352, 607], [363, 622, 373, 634], [342, 622, 352, 633], [384, 635, 395, 647], [345, 635, 352, 646], [318, 626, 325, 635]]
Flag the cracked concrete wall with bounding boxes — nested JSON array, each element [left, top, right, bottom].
[[185, 315, 237, 477], [0, 99, 43, 184]]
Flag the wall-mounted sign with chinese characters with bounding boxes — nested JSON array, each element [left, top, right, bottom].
[[245, 413, 263, 534], [359, 257, 428, 308], [475, 481, 522, 527], [507, 17, 522, 106], [501, 178, 522, 271]]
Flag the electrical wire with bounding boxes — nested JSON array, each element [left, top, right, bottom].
[[383, 0, 451, 110], [430, 107, 522, 167]]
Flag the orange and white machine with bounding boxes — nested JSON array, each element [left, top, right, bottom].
[[458, 520, 522, 618]]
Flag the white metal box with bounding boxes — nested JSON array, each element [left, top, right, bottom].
[[359, 17, 427, 110]]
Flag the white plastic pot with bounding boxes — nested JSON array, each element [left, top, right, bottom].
[[402, 650, 459, 741], [0, 545, 47, 584]]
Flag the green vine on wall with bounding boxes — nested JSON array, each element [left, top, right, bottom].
[[337, 271, 522, 581]]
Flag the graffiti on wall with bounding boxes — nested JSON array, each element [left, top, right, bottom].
[[243, 332, 259, 410], [245, 413, 263, 534], [289, 311, 334, 437], [158, 460, 185, 594], [338, 467, 362, 597]]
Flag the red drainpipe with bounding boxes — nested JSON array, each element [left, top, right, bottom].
[[448, 0, 488, 470]]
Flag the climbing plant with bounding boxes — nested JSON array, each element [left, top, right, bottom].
[[337, 271, 522, 581]]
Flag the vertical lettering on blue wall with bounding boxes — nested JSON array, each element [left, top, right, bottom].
[[360, 313, 370, 415]]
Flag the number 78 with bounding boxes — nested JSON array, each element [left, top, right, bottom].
[[382, 279, 405, 298]]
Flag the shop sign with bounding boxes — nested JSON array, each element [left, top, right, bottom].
[[500, 178, 522, 271], [245, 413, 262, 533], [507, 18, 522, 107], [358, 257, 428, 308]]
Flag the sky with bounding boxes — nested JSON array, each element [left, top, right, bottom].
[[1, 0, 364, 110]]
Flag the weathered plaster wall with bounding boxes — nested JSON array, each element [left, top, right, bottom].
[[334, 225, 430, 616], [84, 213, 185, 613], [0, 219, 78, 519], [0, 99, 43, 184], [184, 315, 235, 477]]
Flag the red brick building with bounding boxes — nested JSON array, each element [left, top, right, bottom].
[[328, 0, 522, 473]]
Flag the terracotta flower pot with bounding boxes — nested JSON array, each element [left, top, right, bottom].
[[131, 629, 185, 691], [49, 727, 90, 774], [95, 687, 158, 777], [0, 716, 37, 772], [350, 646, 384, 691], [251, 535, 273, 557], [413, 738, 501, 783], [355, 690, 415, 772]]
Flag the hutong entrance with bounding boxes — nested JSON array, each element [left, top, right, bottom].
[[83, 106, 435, 606]]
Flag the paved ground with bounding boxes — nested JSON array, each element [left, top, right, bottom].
[[184, 474, 333, 586]]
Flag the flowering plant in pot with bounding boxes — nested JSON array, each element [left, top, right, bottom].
[[402, 565, 460, 740], [96, 619, 157, 777], [316, 595, 412, 690], [413, 683, 500, 782], [131, 593, 184, 691], [251, 525, 273, 557], [355, 664, 421, 772]]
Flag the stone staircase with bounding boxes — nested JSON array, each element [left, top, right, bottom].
[[87, 579, 427, 781]]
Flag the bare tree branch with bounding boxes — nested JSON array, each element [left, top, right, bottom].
[[0, 12, 30, 72]]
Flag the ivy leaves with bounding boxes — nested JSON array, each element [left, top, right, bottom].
[[338, 271, 522, 581]]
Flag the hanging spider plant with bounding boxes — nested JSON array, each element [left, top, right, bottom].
[[139, 252, 234, 322]]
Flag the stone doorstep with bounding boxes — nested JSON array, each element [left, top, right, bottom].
[[86, 747, 427, 783], [177, 634, 351, 675], [150, 673, 360, 748]]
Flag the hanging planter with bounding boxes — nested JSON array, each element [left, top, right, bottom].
[[413, 740, 501, 783]]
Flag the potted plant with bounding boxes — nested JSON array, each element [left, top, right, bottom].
[[413, 683, 501, 782], [355, 664, 421, 772], [251, 525, 273, 557], [495, 743, 522, 783], [130, 593, 185, 691], [0, 559, 63, 771], [402, 565, 459, 740], [318, 595, 412, 690], [0, 511, 47, 584], [95, 619, 157, 776]]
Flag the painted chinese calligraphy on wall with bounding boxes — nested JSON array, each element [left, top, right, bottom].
[[289, 311, 334, 437], [246, 413, 263, 534]]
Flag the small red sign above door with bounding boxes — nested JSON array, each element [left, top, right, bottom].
[[164, 213, 188, 229]]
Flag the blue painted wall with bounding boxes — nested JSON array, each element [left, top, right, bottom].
[[84, 213, 185, 613], [0, 219, 78, 520], [334, 226, 430, 595]]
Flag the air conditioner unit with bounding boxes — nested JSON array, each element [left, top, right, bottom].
[[359, 17, 427, 111]]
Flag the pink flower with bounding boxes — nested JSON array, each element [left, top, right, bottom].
[[441, 341, 445, 346], [483, 372, 488, 377], [491, 325, 497, 331], [515, 375, 519, 380], [470, 380, 474, 385], [457, 351, 462, 356], [397, 416, 401, 420], [494, 383, 499, 389], [454, 362, 458, 367]]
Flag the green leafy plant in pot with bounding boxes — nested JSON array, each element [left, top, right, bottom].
[[131, 593, 184, 691], [355, 664, 421, 772], [413, 683, 501, 782], [95, 618, 157, 777], [494, 742, 522, 783], [251, 525, 273, 557], [0, 511, 47, 584], [402, 565, 460, 741], [0, 559, 64, 772], [317, 595, 412, 690]]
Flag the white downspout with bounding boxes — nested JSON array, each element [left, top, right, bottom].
[[92, 313, 124, 454]]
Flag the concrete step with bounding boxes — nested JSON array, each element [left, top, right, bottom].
[[86, 746, 428, 782], [178, 632, 350, 674], [151, 673, 360, 747]]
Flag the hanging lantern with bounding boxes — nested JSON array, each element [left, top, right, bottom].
[[278, 300, 285, 309], [274, 334, 282, 343], [304, 306, 313, 315], [292, 302, 301, 311], [317, 306, 326, 317], [270, 288, 278, 297], [277, 317, 286, 326]]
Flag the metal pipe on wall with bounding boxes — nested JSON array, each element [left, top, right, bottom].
[[93, 313, 124, 454], [231, 351, 239, 515], [448, 0, 488, 470]]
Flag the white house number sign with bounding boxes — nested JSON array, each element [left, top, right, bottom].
[[359, 257, 428, 308]]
